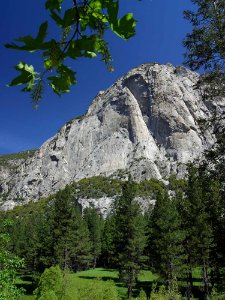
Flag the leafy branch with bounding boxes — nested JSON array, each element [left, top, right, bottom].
[[6, 0, 137, 105]]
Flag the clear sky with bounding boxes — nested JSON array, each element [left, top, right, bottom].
[[0, 0, 195, 154]]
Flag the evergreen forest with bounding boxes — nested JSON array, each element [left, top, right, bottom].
[[0, 134, 225, 300]]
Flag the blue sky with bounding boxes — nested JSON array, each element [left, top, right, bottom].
[[0, 0, 195, 154]]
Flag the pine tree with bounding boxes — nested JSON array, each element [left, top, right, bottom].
[[183, 0, 225, 97], [51, 186, 75, 269], [200, 170, 225, 293], [83, 207, 103, 269], [68, 210, 92, 271], [51, 186, 92, 270], [7, 186, 93, 273], [9, 204, 53, 273], [114, 179, 147, 299], [101, 214, 116, 268], [181, 165, 214, 298], [148, 191, 186, 287]]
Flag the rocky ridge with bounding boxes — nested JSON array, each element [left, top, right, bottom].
[[1, 63, 224, 210]]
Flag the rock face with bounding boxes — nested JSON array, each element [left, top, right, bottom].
[[0, 63, 223, 209]]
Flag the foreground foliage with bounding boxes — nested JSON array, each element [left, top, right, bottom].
[[6, 0, 137, 104], [149, 282, 182, 300], [0, 220, 24, 300]]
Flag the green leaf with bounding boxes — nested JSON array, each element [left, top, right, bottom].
[[45, 0, 62, 12], [63, 7, 77, 28], [86, 51, 97, 58], [36, 22, 48, 43], [43, 39, 64, 68], [5, 37, 35, 51], [88, 0, 102, 11], [8, 62, 38, 92], [105, 1, 136, 40], [50, 11, 64, 27], [5, 22, 48, 52], [117, 13, 137, 40], [48, 64, 76, 95], [86, 0, 108, 22], [51, 7, 78, 28], [67, 41, 83, 59], [106, 0, 119, 27], [67, 35, 97, 59]]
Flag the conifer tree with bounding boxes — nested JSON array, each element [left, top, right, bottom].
[[184, 0, 225, 97], [114, 179, 147, 299], [68, 210, 92, 271], [51, 186, 92, 270], [51, 186, 75, 269], [14, 215, 41, 271], [8, 204, 53, 273], [83, 207, 103, 269], [200, 169, 225, 293], [148, 191, 186, 287], [101, 214, 116, 268], [181, 165, 214, 298]]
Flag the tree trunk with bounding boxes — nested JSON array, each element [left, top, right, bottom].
[[186, 269, 193, 300], [63, 247, 68, 270], [93, 257, 96, 269], [128, 285, 133, 299], [202, 260, 210, 297]]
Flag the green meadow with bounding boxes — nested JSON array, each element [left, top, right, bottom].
[[19, 268, 207, 300], [19, 268, 158, 300]]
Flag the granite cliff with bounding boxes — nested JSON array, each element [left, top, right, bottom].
[[1, 63, 224, 210]]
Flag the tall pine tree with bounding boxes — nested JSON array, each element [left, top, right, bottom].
[[101, 213, 116, 268], [114, 179, 147, 299], [148, 191, 186, 288], [83, 207, 103, 269], [181, 165, 214, 298], [51, 186, 92, 270]]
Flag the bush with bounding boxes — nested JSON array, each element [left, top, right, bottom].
[[34, 266, 64, 300], [136, 289, 148, 300], [78, 281, 120, 300], [210, 288, 225, 300], [150, 283, 182, 300]]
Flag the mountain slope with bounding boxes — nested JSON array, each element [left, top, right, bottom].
[[0, 63, 222, 210]]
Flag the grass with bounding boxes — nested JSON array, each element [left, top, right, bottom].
[[19, 268, 158, 300], [18, 267, 206, 300], [66, 269, 127, 299], [68, 268, 158, 299]]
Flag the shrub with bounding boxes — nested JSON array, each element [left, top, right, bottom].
[[150, 283, 182, 300], [136, 289, 148, 300], [34, 266, 64, 300], [78, 281, 120, 300]]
